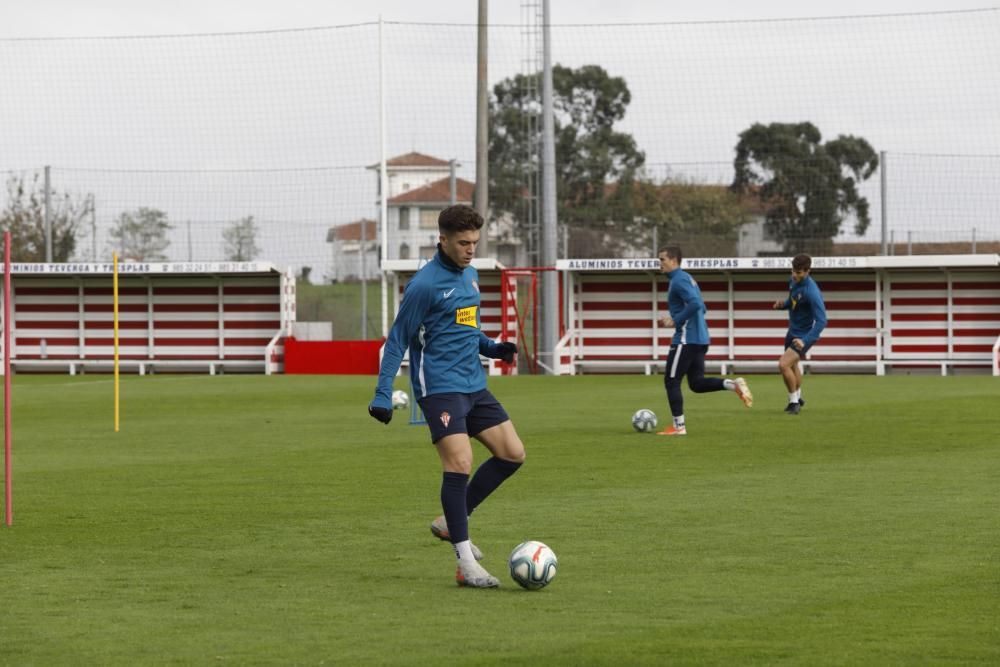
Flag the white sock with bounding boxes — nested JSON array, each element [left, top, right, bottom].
[[723, 379, 735, 390], [788, 392, 798, 403], [673, 415, 685, 429], [795, 390, 802, 403], [453, 540, 476, 565]]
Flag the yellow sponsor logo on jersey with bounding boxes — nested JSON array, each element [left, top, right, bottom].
[[456, 305, 478, 328]]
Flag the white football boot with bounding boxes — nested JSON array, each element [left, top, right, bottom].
[[455, 560, 500, 588], [734, 377, 754, 408], [430, 515, 483, 560]]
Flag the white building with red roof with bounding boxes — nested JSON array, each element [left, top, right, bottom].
[[327, 151, 524, 282]]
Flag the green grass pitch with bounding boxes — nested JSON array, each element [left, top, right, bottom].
[[1, 373, 998, 665]]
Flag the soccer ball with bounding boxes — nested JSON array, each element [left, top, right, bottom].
[[391, 389, 409, 411], [631, 408, 657, 433], [508, 540, 558, 590]]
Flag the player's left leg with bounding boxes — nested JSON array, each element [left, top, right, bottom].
[[686, 345, 753, 407], [428, 391, 516, 562], [686, 344, 725, 393], [429, 391, 525, 571], [423, 393, 496, 585], [432, 421, 522, 539], [469, 391, 524, 515], [471, 420, 525, 514]]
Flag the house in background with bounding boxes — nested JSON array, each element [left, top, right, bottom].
[[327, 152, 526, 281], [326, 219, 378, 282], [736, 217, 783, 257], [380, 152, 476, 262]]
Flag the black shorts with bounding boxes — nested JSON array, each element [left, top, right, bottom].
[[417, 389, 510, 444], [665, 342, 708, 380], [784, 332, 814, 357]]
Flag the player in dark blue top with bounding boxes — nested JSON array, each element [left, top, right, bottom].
[[657, 245, 753, 436], [368, 205, 521, 588], [773, 253, 828, 415]]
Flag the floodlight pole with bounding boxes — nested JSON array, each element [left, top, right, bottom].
[[880, 151, 888, 255], [361, 204, 368, 339], [378, 15, 390, 339], [4, 231, 12, 525], [44, 166, 52, 262], [475, 0, 489, 255], [90, 194, 97, 261], [539, 0, 559, 374], [450, 160, 457, 205]]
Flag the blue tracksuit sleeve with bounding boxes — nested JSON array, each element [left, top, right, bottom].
[[478, 332, 499, 358], [672, 279, 704, 328], [373, 282, 431, 408], [801, 282, 827, 346]]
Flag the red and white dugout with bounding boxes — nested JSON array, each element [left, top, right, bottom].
[[1, 262, 295, 375], [554, 254, 1000, 376]]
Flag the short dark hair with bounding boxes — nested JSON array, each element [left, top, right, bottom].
[[658, 245, 683, 262], [792, 254, 812, 271], [438, 205, 484, 235]]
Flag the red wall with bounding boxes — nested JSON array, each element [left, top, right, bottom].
[[283, 337, 382, 374]]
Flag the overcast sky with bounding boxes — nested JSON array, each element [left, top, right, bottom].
[[3, 1, 997, 273], [4, 0, 996, 37]]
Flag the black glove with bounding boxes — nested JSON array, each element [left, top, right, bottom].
[[368, 404, 393, 424], [495, 342, 517, 364]]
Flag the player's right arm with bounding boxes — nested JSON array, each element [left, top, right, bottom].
[[369, 281, 431, 422], [799, 282, 828, 346]]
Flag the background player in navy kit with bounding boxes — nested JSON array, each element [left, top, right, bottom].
[[773, 253, 827, 414], [368, 205, 521, 588], [657, 245, 753, 436]]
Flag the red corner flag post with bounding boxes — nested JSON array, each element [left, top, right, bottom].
[[3, 231, 11, 525]]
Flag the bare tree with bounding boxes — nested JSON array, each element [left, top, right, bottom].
[[222, 215, 260, 261], [108, 207, 172, 261], [0, 173, 90, 261]]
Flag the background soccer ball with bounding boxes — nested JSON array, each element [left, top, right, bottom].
[[631, 408, 657, 433], [508, 540, 558, 590], [391, 389, 409, 411]]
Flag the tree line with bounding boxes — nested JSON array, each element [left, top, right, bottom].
[[0, 173, 261, 263], [488, 63, 878, 257]]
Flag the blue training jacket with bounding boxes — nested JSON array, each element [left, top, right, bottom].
[[780, 275, 828, 346], [665, 267, 711, 345], [372, 248, 504, 409]]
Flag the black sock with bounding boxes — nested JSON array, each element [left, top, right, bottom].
[[441, 472, 470, 543], [466, 457, 522, 516]]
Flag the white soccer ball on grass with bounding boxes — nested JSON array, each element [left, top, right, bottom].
[[631, 408, 657, 433], [391, 389, 409, 411], [508, 540, 558, 590]]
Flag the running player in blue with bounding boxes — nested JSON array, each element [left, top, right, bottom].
[[657, 245, 753, 436], [368, 205, 521, 588], [773, 253, 828, 415]]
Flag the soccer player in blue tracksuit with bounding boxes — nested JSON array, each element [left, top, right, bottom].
[[773, 253, 828, 415], [657, 245, 753, 436], [368, 205, 521, 588]]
